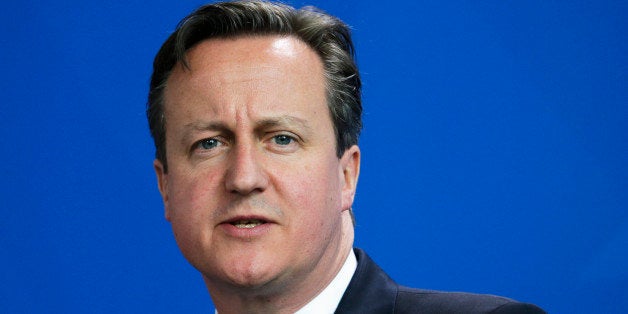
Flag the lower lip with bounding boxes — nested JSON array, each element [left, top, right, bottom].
[[219, 222, 274, 239]]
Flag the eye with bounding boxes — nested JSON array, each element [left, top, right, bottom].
[[273, 134, 294, 146], [195, 138, 221, 150], [267, 133, 300, 153]]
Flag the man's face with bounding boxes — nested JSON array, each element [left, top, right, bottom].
[[154, 36, 360, 294]]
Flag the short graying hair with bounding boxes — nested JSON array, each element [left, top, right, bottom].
[[147, 0, 362, 172]]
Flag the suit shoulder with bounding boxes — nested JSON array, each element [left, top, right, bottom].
[[395, 287, 546, 314]]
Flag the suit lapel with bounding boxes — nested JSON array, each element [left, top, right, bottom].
[[335, 248, 398, 314]]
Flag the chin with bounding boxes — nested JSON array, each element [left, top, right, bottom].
[[211, 255, 286, 290]]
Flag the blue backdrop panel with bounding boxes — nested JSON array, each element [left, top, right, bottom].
[[1, 1, 626, 313]]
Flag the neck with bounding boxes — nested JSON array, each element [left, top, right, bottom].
[[208, 211, 355, 314]]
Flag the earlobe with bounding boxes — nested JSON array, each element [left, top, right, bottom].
[[153, 159, 171, 221], [340, 145, 361, 211]]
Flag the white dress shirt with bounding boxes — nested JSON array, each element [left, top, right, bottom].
[[295, 250, 357, 314]]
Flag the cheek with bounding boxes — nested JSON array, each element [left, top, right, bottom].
[[167, 170, 221, 234], [280, 159, 342, 225], [166, 171, 224, 264]]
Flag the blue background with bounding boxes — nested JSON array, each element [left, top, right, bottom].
[[1, 1, 626, 313]]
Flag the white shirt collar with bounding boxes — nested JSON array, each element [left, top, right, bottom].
[[214, 250, 357, 314], [294, 249, 357, 314]]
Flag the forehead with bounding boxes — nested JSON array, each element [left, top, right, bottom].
[[167, 35, 324, 90], [162, 35, 331, 136], [187, 35, 319, 67]]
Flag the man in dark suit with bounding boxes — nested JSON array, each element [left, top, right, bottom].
[[147, 1, 545, 313]]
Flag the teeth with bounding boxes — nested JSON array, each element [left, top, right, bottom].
[[232, 219, 264, 229]]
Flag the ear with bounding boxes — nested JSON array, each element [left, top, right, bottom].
[[339, 145, 361, 212], [153, 159, 172, 221]]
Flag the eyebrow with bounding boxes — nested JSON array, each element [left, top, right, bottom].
[[255, 116, 312, 133], [181, 121, 232, 145], [180, 115, 312, 143]]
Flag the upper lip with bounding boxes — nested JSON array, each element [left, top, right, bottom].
[[221, 215, 275, 225]]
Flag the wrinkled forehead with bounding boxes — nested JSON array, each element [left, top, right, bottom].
[[161, 35, 331, 130], [169, 35, 324, 83]]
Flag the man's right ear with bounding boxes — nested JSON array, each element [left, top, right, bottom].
[[153, 159, 171, 221]]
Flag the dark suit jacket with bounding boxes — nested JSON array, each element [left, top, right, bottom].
[[335, 248, 545, 314]]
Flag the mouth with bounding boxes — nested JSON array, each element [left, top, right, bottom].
[[229, 219, 267, 229], [220, 216, 273, 238]]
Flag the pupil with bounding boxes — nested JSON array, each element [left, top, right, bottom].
[[275, 135, 291, 145], [201, 139, 217, 149]]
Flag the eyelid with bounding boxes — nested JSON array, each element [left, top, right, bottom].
[[264, 132, 301, 154], [266, 130, 302, 142], [191, 136, 228, 153]]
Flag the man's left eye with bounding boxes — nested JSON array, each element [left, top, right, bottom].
[[273, 135, 294, 145]]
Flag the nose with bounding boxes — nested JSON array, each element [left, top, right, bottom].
[[224, 141, 269, 195]]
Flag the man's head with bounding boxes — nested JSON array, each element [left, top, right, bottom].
[[147, 1, 362, 311], [148, 0, 362, 172]]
